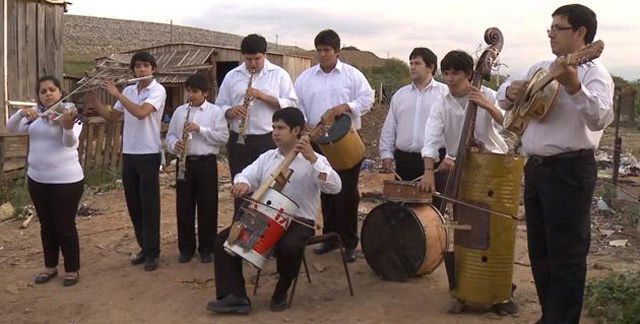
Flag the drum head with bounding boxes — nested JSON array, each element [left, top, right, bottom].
[[315, 114, 352, 145], [361, 202, 426, 282]]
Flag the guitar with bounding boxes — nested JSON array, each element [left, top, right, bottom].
[[504, 40, 605, 134]]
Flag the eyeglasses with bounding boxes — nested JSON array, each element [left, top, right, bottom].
[[547, 25, 574, 34]]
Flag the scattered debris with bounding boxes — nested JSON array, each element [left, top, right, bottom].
[[609, 239, 629, 247], [5, 283, 20, 295], [0, 202, 16, 222], [20, 214, 34, 229], [77, 204, 101, 217]]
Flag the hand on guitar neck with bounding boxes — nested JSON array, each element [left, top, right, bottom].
[[552, 57, 581, 95]]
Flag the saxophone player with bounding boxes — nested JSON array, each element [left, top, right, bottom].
[[166, 74, 229, 263], [216, 34, 299, 217]]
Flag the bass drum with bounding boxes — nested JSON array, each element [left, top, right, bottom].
[[361, 202, 447, 282]]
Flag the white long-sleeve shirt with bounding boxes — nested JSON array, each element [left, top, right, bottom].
[[114, 79, 166, 154], [234, 149, 342, 221], [294, 60, 374, 130], [7, 108, 84, 184], [215, 59, 298, 135], [496, 59, 614, 156], [379, 80, 448, 159], [422, 86, 508, 161], [166, 101, 229, 156]]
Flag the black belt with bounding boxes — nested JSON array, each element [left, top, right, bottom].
[[230, 131, 272, 138], [186, 154, 216, 161], [528, 149, 594, 166]]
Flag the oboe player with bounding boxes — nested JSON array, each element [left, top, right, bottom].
[[215, 34, 299, 217], [166, 74, 229, 264]]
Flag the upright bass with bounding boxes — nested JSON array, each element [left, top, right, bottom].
[[439, 28, 526, 311]]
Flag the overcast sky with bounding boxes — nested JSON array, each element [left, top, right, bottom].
[[68, 0, 640, 80]]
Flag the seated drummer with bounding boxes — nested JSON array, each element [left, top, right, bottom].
[[207, 107, 342, 314], [418, 50, 508, 194]]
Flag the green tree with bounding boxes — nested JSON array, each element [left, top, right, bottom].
[[357, 58, 411, 104]]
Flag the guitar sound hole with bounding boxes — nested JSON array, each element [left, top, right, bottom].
[[266, 200, 272, 206]]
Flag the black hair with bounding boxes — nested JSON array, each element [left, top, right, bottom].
[[36, 75, 63, 106], [129, 51, 157, 72], [440, 50, 474, 76], [240, 34, 268, 54], [314, 29, 341, 52], [185, 74, 210, 93], [409, 47, 438, 75], [552, 4, 597, 44], [273, 107, 305, 136]]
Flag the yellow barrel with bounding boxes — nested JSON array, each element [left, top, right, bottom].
[[451, 151, 525, 305]]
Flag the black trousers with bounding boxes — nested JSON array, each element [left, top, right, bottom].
[[394, 148, 448, 208], [321, 160, 362, 249], [122, 153, 161, 258], [28, 177, 84, 272], [524, 151, 596, 324], [176, 155, 218, 256], [214, 221, 314, 300], [226, 131, 276, 216]]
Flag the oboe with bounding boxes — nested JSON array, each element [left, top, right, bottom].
[[177, 102, 193, 181]]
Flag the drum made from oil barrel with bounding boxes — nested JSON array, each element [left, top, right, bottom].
[[361, 201, 447, 282], [315, 114, 365, 171]]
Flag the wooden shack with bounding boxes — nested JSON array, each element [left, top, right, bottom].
[[1, 0, 67, 182]]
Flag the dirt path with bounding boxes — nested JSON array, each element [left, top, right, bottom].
[[0, 163, 636, 324]]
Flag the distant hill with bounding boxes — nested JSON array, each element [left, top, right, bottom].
[[306, 47, 387, 69], [63, 14, 310, 59]]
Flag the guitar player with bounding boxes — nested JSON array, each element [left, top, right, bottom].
[[497, 4, 614, 324]]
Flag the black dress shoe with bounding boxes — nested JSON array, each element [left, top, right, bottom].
[[206, 294, 252, 314], [130, 251, 145, 265], [269, 295, 288, 312], [179, 253, 194, 263], [345, 248, 357, 262], [313, 242, 337, 255], [144, 256, 159, 271], [200, 253, 214, 264]]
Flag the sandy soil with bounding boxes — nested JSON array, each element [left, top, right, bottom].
[[1, 160, 639, 324]]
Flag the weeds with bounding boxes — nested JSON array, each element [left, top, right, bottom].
[[584, 271, 640, 324]]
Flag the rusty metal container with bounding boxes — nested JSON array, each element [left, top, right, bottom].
[[451, 152, 525, 306]]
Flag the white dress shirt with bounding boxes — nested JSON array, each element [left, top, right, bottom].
[[234, 148, 342, 221], [215, 59, 298, 135], [7, 108, 84, 184], [165, 101, 229, 156], [379, 80, 448, 159], [422, 86, 508, 161], [294, 60, 374, 130], [497, 59, 614, 156], [114, 79, 166, 154]]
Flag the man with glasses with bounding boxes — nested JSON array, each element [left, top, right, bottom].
[[497, 4, 614, 323]]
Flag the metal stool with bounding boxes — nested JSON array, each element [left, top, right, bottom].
[[253, 232, 354, 307]]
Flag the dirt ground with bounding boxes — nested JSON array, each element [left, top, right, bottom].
[[1, 158, 639, 324]]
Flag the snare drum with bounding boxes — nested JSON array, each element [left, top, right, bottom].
[[224, 187, 299, 269], [315, 115, 365, 171], [383, 180, 432, 204], [361, 202, 447, 282]]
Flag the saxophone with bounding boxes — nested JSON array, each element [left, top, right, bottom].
[[177, 102, 193, 181], [238, 68, 256, 139]]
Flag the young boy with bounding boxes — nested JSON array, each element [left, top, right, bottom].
[[166, 74, 229, 263], [419, 50, 508, 193], [88, 51, 166, 271], [207, 108, 341, 314]]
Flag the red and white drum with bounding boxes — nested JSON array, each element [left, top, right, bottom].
[[224, 187, 299, 269]]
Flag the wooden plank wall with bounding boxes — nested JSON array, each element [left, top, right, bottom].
[[1, 0, 65, 131], [0, 134, 28, 182]]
